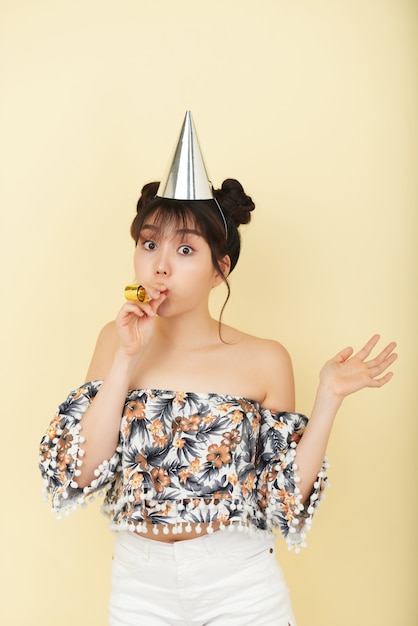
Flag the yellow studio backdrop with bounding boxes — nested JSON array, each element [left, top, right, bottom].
[[0, 1, 416, 624]]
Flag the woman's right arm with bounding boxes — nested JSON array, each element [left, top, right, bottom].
[[75, 291, 166, 489], [75, 338, 137, 489]]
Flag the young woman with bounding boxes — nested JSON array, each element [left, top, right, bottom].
[[39, 113, 397, 625]]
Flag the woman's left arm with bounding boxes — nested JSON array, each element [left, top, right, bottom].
[[295, 334, 397, 502]]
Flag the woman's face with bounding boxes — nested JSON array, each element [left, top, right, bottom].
[[133, 213, 228, 318]]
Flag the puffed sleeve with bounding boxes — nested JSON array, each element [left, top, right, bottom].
[[38, 381, 122, 516], [256, 409, 329, 551]]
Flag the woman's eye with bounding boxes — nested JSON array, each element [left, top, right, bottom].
[[178, 245, 193, 255], [144, 240, 157, 250]]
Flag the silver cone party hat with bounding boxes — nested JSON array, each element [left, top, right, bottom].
[[157, 111, 214, 200]]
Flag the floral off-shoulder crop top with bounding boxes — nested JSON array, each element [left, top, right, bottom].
[[39, 382, 329, 551]]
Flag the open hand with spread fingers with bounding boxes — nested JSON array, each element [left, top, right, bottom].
[[319, 335, 398, 399]]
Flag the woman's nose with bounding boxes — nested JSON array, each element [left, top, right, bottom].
[[155, 249, 170, 276], [152, 242, 172, 277]]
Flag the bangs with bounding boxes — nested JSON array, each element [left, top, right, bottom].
[[131, 198, 222, 245], [142, 202, 200, 236]]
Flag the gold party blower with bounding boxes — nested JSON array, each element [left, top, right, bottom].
[[124, 284, 151, 303]]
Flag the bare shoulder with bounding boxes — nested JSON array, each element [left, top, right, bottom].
[[249, 334, 292, 366], [221, 325, 295, 411], [223, 324, 291, 362], [84, 320, 120, 382], [250, 335, 295, 411]]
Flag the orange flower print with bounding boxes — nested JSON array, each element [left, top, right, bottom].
[[230, 410, 244, 425], [149, 419, 163, 435], [276, 488, 298, 520], [203, 414, 216, 425], [244, 472, 255, 493], [174, 414, 201, 433], [154, 434, 169, 448], [124, 400, 146, 422], [189, 458, 200, 474], [179, 468, 191, 483], [189, 415, 201, 430], [151, 467, 171, 493], [207, 444, 231, 468], [135, 452, 149, 471], [258, 483, 269, 509], [129, 472, 143, 489], [174, 438, 185, 449], [47, 424, 57, 440], [57, 430, 73, 452], [73, 386, 88, 400], [173, 418, 187, 433], [158, 502, 172, 517], [57, 453, 73, 471], [222, 429, 242, 451], [228, 473, 238, 486], [213, 492, 229, 501], [174, 392, 186, 405], [239, 399, 254, 413]]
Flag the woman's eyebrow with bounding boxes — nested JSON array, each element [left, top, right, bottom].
[[176, 228, 203, 237], [140, 225, 203, 238], [140, 224, 159, 232]]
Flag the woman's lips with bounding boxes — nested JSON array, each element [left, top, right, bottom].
[[153, 285, 169, 296]]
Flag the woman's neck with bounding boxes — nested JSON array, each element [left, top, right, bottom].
[[153, 312, 221, 351]]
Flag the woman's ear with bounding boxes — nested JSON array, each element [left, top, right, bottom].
[[213, 255, 231, 286]]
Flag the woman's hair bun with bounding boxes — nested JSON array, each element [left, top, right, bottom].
[[136, 181, 160, 213], [214, 179, 255, 227]]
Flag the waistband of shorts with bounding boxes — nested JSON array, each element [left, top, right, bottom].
[[114, 527, 276, 560]]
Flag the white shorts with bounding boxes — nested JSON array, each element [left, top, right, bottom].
[[109, 530, 296, 626]]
